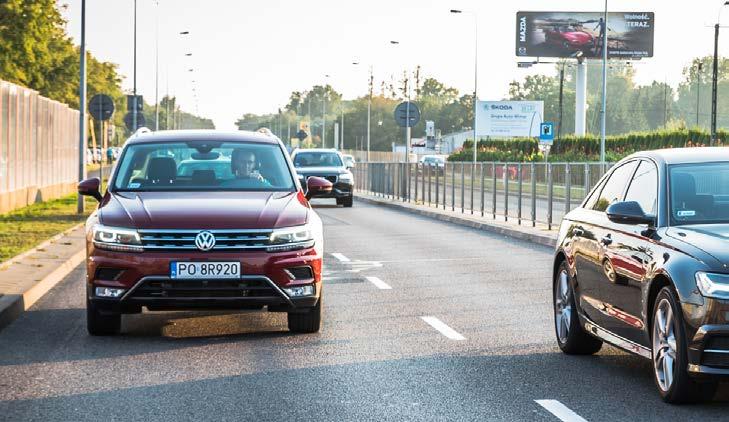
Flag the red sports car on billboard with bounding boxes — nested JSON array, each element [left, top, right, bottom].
[[544, 25, 594, 52]]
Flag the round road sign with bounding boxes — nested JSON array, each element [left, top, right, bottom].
[[394, 101, 421, 128]]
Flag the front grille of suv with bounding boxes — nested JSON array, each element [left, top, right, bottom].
[[128, 278, 282, 300], [138, 229, 272, 251], [324, 175, 338, 184]]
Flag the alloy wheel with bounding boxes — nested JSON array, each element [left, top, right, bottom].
[[653, 298, 677, 392], [555, 269, 572, 344]]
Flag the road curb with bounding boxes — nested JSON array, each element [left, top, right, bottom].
[[0, 226, 86, 331], [354, 194, 557, 248]]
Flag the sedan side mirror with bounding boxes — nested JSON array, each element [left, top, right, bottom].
[[78, 177, 103, 202], [606, 201, 654, 225], [305, 176, 333, 200]]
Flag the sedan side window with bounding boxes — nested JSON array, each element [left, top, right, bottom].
[[625, 161, 658, 215], [592, 161, 638, 212]]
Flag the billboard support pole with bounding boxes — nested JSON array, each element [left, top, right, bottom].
[[77, 0, 87, 214], [575, 58, 587, 136]]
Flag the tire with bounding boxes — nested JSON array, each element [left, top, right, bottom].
[[651, 287, 718, 403], [554, 261, 603, 354], [87, 299, 121, 336], [287, 296, 322, 333], [337, 196, 353, 207]]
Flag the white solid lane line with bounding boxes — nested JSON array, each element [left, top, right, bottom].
[[420, 316, 466, 341], [331, 253, 350, 262], [535, 400, 588, 422], [365, 276, 392, 290]]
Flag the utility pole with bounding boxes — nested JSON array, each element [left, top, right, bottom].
[[77, 0, 87, 213]]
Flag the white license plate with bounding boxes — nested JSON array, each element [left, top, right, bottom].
[[170, 261, 241, 279]]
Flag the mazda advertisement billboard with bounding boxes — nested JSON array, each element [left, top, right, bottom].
[[516, 11, 654, 59]]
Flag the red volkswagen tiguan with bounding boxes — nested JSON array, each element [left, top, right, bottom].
[[78, 130, 332, 335]]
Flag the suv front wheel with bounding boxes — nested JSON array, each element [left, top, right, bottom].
[[87, 298, 121, 336], [288, 296, 322, 333]]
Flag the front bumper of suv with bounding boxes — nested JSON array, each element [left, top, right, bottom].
[[86, 246, 322, 313]]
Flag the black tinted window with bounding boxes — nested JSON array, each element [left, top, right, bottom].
[[593, 161, 638, 212], [625, 161, 658, 215]]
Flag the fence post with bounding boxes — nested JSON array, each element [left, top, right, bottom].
[[427, 163, 432, 206], [547, 163, 554, 231], [451, 162, 455, 211], [491, 162, 497, 219], [565, 163, 571, 215], [480, 163, 485, 217], [435, 164, 440, 207], [584, 163, 591, 201], [470, 162, 474, 214], [414, 163, 419, 202], [460, 162, 465, 213], [517, 163, 523, 225], [504, 163, 509, 221], [531, 163, 536, 227]]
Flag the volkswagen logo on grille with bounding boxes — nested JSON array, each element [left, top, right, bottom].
[[194, 231, 216, 251]]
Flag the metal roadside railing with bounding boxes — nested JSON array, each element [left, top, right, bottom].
[[353, 161, 612, 230]]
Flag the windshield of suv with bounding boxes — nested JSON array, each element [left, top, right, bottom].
[[293, 151, 343, 168], [112, 141, 295, 191], [670, 162, 729, 225]]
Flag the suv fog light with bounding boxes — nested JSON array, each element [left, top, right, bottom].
[[283, 285, 315, 297], [95, 287, 126, 298]]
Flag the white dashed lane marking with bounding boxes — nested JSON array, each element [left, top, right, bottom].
[[535, 400, 588, 422], [331, 253, 350, 262], [365, 276, 392, 290], [420, 316, 465, 341]]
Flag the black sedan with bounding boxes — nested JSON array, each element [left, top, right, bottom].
[[291, 149, 354, 207], [553, 147, 729, 403]]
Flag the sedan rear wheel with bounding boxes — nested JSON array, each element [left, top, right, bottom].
[[553, 261, 602, 354], [651, 287, 717, 403]]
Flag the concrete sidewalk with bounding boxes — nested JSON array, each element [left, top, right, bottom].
[[354, 192, 558, 248], [0, 224, 86, 330]]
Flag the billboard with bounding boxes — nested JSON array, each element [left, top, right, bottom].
[[476, 101, 544, 138], [516, 11, 654, 59]]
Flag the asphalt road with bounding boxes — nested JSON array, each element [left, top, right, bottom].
[[1, 200, 729, 421]]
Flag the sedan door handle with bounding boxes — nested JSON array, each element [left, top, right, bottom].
[[601, 235, 613, 246]]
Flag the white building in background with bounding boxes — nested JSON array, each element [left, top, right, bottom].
[[439, 130, 472, 154]]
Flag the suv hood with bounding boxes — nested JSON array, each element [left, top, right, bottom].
[[100, 191, 308, 229], [665, 224, 729, 268]]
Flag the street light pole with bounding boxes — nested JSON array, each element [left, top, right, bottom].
[[77, 0, 87, 213], [154, 0, 160, 131], [451, 9, 479, 163], [599, 0, 608, 167], [711, 2, 728, 144], [132, 0, 138, 132], [353, 62, 373, 161], [697, 62, 703, 127], [323, 74, 329, 148]]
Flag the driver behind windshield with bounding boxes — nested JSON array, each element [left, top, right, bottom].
[[219, 149, 272, 188]]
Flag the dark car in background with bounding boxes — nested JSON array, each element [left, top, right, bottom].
[[78, 130, 333, 336], [291, 149, 354, 207], [552, 148, 729, 403]]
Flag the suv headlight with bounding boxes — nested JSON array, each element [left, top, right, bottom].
[[92, 224, 143, 252], [268, 224, 315, 252], [339, 173, 353, 183], [696, 272, 729, 299]]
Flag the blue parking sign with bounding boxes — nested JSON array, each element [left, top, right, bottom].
[[539, 122, 554, 144]]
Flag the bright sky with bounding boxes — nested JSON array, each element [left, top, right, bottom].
[[62, 0, 729, 130]]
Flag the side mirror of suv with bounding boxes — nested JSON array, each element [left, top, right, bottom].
[[305, 176, 333, 200], [78, 177, 103, 202], [606, 201, 654, 225]]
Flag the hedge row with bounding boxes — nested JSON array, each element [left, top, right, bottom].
[[451, 129, 729, 162]]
